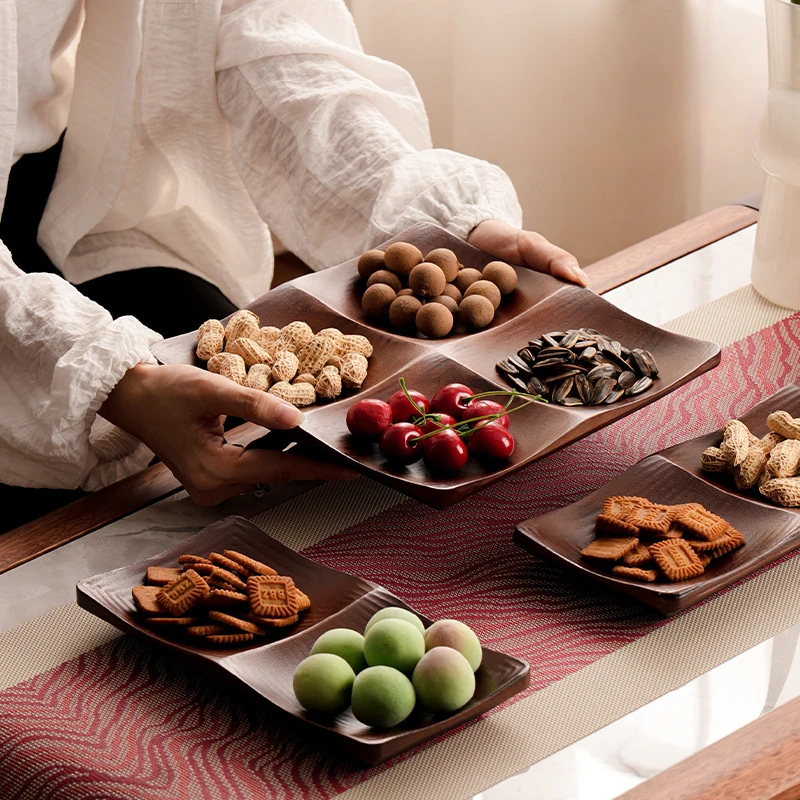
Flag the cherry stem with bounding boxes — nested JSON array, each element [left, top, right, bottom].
[[409, 395, 539, 443], [399, 377, 427, 417]]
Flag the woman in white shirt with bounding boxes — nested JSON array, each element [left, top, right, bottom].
[[0, 0, 586, 524]]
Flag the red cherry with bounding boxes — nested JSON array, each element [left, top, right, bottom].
[[423, 428, 469, 472], [468, 421, 515, 460], [346, 399, 393, 438], [417, 412, 457, 435], [461, 399, 510, 429], [430, 383, 474, 420], [379, 422, 424, 464], [387, 389, 431, 423]]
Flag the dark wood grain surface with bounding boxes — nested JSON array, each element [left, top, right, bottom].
[[618, 692, 800, 799], [587, 204, 758, 295], [1, 206, 757, 573]]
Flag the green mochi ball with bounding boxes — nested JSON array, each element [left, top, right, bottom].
[[351, 666, 416, 728], [364, 606, 426, 636], [412, 647, 476, 713], [310, 628, 367, 674], [364, 618, 426, 675], [293, 653, 355, 715]]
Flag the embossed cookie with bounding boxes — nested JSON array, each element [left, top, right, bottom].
[[649, 540, 705, 581], [595, 514, 639, 537], [625, 503, 675, 535], [580, 537, 638, 561], [611, 566, 658, 582], [621, 543, 653, 567], [222, 550, 278, 577], [208, 610, 265, 635], [601, 496, 647, 520], [673, 505, 728, 540], [156, 569, 209, 616], [247, 575, 299, 617], [132, 585, 163, 615], [146, 566, 183, 586]]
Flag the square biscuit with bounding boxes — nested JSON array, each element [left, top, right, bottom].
[[247, 575, 299, 618]]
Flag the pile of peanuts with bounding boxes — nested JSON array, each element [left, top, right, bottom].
[[196, 310, 373, 406], [701, 411, 800, 507]]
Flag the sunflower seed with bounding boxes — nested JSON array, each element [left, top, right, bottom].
[[552, 377, 575, 403], [527, 339, 543, 350], [542, 333, 563, 347], [502, 372, 529, 392], [561, 396, 585, 406], [604, 388, 626, 404], [600, 348, 633, 372], [609, 340, 623, 356], [526, 376, 548, 395], [591, 376, 615, 405], [496, 360, 519, 376], [578, 346, 597, 361], [587, 364, 617, 381], [630, 350, 651, 377], [530, 357, 571, 370], [617, 371, 637, 389], [537, 346, 575, 360], [517, 348, 538, 366], [574, 340, 596, 349], [575, 374, 593, 404], [626, 376, 653, 395], [559, 330, 581, 349], [544, 366, 582, 382], [638, 349, 659, 377]]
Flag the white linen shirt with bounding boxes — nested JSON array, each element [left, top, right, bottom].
[[0, 0, 522, 491]]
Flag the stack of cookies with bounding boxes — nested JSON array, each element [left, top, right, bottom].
[[131, 549, 311, 647], [580, 495, 744, 582]]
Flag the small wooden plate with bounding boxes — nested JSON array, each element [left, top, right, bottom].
[[77, 516, 530, 765]]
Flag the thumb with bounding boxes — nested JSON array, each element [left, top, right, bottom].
[[203, 372, 305, 429]]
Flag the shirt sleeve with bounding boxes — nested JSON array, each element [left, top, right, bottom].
[[215, 0, 522, 270], [0, 240, 163, 491]]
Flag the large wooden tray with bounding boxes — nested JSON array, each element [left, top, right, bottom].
[[76, 516, 530, 765], [514, 381, 800, 615], [152, 223, 721, 507]]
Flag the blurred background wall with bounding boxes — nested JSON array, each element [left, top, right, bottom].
[[348, 0, 768, 266]]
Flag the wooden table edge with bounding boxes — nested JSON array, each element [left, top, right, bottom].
[[0, 204, 757, 574], [617, 690, 800, 799]]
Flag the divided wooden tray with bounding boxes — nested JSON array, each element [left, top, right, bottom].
[[76, 516, 530, 765], [515, 381, 800, 616], [152, 223, 722, 507]]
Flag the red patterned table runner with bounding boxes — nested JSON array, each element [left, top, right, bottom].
[[1, 315, 800, 799]]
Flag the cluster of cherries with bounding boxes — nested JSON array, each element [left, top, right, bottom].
[[346, 380, 539, 472]]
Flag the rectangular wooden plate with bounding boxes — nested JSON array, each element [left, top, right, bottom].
[[151, 223, 721, 507], [76, 516, 530, 765], [514, 383, 800, 615]]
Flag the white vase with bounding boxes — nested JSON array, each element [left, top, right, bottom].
[[752, 0, 800, 309]]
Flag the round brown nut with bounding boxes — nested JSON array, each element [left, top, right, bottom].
[[366, 269, 402, 293], [388, 295, 423, 328], [416, 303, 453, 338], [482, 261, 518, 295], [397, 288, 415, 297], [408, 262, 446, 298], [357, 249, 385, 279], [430, 294, 459, 315], [362, 283, 396, 317], [459, 294, 495, 330], [424, 248, 460, 282], [464, 279, 502, 311], [441, 283, 462, 304], [383, 242, 423, 277], [453, 267, 483, 295]]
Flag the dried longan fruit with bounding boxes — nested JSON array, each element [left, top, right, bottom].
[[441, 283, 462, 304], [408, 262, 446, 298], [384, 242, 423, 277], [459, 294, 494, 330], [389, 295, 422, 328], [357, 249, 385, 279], [453, 267, 483, 295], [362, 283, 396, 317], [416, 303, 453, 338], [366, 269, 402, 293], [424, 248, 460, 282], [430, 295, 459, 315], [482, 261, 518, 295], [397, 288, 415, 297], [464, 279, 501, 311]]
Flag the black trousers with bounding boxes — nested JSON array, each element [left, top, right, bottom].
[[0, 135, 238, 531]]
